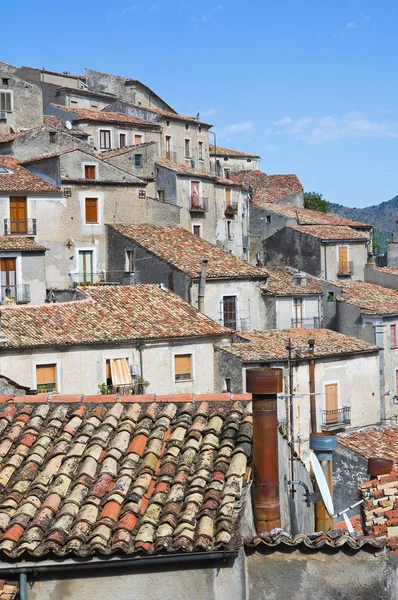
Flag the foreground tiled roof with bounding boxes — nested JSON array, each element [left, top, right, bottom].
[[0, 398, 252, 557], [222, 329, 379, 362], [338, 425, 398, 464], [109, 225, 268, 280], [0, 580, 18, 599], [331, 280, 398, 315], [156, 159, 243, 186], [244, 530, 385, 551], [0, 285, 229, 349], [0, 237, 46, 252], [0, 157, 60, 194], [230, 170, 303, 204], [260, 204, 371, 228], [48, 105, 159, 128], [361, 470, 398, 552], [262, 267, 323, 296], [209, 144, 259, 158], [288, 225, 368, 241], [378, 267, 398, 276], [98, 142, 157, 159]]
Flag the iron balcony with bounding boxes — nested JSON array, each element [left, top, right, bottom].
[[337, 261, 354, 276], [69, 271, 136, 286], [189, 196, 209, 212], [4, 219, 37, 236], [1, 284, 30, 304], [291, 317, 321, 329], [225, 202, 238, 215], [321, 406, 351, 430]]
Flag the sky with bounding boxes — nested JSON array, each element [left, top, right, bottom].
[[3, 0, 398, 208]]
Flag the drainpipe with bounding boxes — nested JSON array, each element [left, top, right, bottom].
[[137, 342, 144, 392], [198, 258, 208, 313], [308, 338, 316, 433], [19, 572, 27, 600], [323, 244, 328, 280], [246, 368, 283, 532], [374, 323, 386, 423]]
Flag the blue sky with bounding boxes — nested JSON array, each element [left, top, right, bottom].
[[3, 0, 398, 208]]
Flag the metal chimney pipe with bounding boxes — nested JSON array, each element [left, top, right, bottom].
[[198, 258, 208, 313], [308, 338, 317, 433], [246, 368, 283, 532]]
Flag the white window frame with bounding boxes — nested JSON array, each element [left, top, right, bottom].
[[79, 191, 103, 227], [184, 138, 191, 159], [119, 130, 128, 148], [82, 162, 97, 180], [125, 249, 134, 271], [33, 359, 60, 394], [98, 128, 112, 150], [0, 89, 13, 113], [192, 223, 202, 238], [172, 350, 194, 383]]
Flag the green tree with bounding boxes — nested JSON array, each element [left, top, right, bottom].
[[303, 191, 331, 213]]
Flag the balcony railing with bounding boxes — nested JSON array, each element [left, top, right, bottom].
[[189, 196, 209, 212], [225, 202, 238, 215], [1, 284, 30, 304], [69, 271, 136, 286], [321, 406, 351, 430], [4, 219, 37, 236], [242, 234, 249, 249], [163, 150, 177, 162], [291, 317, 321, 329], [337, 261, 354, 276], [102, 383, 146, 396]]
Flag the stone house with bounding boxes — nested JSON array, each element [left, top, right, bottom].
[[0, 237, 47, 304], [53, 87, 118, 111], [323, 279, 398, 422], [0, 284, 231, 395], [0, 61, 43, 134], [44, 104, 161, 152], [216, 328, 380, 465], [209, 144, 260, 178], [261, 267, 323, 329], [13, 65, 89, 108], [19, 149, 146, 288], [264, 225, 369, 280], [106, 224, 268, 329]]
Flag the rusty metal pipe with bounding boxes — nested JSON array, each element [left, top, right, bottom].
[[246, 368, 282, 532], [314, 459, 334, 532]]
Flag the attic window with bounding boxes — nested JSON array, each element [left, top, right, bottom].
[[49, 132, 57, 143], [1, 79, 9, 87], [0, 167, 11, 174], [327, 291, 335, 302], [247, 158, 252, 163], [166, 120, 170, 126], [185, 124, 189, 130]]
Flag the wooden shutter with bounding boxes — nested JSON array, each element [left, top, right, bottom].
[[338, 246, 348, 272], [36, 364, 56, 385], [175, 355, 191, 380], [325, 383, 338, 423], [135, 134, 142, 145], [225, 188, 231, 207], [85, 198, 98, 223], [84, 165, 96, 179], [391, 325, 397, 348]]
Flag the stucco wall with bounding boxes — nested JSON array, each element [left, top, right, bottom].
[[215, 185, 249, 260], [365, 265, 398, 290], [333, 442, 369, 518], [273, 296, 321, 329], [20, 252, 47, 304], [210, 155, 259, 176], [323, 241, 368, 281], [0, 128, 91, 162], [0, 64, 43, 134], [104, 142, 160, 182], [146, 197, 181, 226], [263, 228, 321, 276]]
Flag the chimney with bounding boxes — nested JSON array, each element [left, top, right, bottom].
[[365, 254, 376, 270], [246, 368, 283, 532], [292, 271, 307, 287], [198, 258, 208, 314]]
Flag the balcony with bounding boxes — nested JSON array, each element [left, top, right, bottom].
[[225, 202, 238, 215], [337, 261, 354, 276], [291, 317, 321, 329], [70, 271, 136, 286], [4, 219, 37, 236], [1, 284, 30, 304], [321, 406, 351, 430], [101, 383, 146, 395], [189, 196, 208, 212]]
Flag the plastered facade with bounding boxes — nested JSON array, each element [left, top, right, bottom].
[[0, 62, 43, 134]]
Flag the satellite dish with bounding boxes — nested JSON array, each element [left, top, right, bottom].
[[310, 452, 335, 517], [65, 120, 72, 130]]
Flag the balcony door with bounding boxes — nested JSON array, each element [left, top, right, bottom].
[[1, 258, 16, 299], [293, 297, 303, 328], [223, 296, 237, 330], [191, 181, 200, 206], [10, 197, 27, 234], [338, 246, 349, 274], [325, 383, 338, 424], [78, 250, 94, 285], [165, 136, 172, 160]]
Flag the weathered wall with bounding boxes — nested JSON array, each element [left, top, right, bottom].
[[156, 165, 178, 204], [323, 241, 368, 281], [263, 228, 321, 276], [2, 127, 91, 162], [333, 442, 369, 518], [365, 265, 398, 290], [275, 190, 304, 207], [215, 185, 249, 260], [104, 142, 160, 182], [147, 197, 181, 226], [388, 241, 398, 268], [176, 176, 217, 245], [21, 251, 47, 304], [0, 64, 43, 134], [272, 295, 321, 329], [210, 154, 259, 176]]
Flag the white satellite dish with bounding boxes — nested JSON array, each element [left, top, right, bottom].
[[310, 452, 335, 517], [65, 120, 72, 130]]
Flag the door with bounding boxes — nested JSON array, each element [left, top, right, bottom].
[[10, 197, 27, 234], [338, 246, 349, 274], [134, 134, 142, 145], [293, 297, 303, 327], [325, 383, 338, 424], [78, 251, 94, 284], [223, 296, 237, 330], [165, 136, 172, 160], [191, 181, 200, 207], [1, 258, 16, 299], [225, 187, 231, 207]]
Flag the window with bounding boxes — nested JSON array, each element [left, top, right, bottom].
[[84, 165, 96, 180], [134, 134, 142, 145], [70, 100, 78, 105], [85, 198, 98, 223], [325, 383, 339, 424], [134, 154, 142, 167], [247, 158, 252, 163], [125, 250, 134, 271], [63, 187, 72, 198], [36, 364, 57, 393], [193, 224, 201, 237], [391, 324, 397, 348], [138, 189, 146, 199], [198, 141, 203, 160], [266, 215, 271, 223], [99, 129, 111, 149], [185, 139, 190, 158], [158, 189, 165, 201], [224, 157, 229, 162], [91, 104, 98, 109], [224, 168, 231, 179], [327, 291, 335, 302], [165, 135, 172, 160], [175, 354, 192, 381], [227, 220, 232, 240], [0, 91, 12, 112], [1, 78, 9, 87], [338, 246, 350, 275], [78, 250, 94, 284], [49, 132, 57, 143], [293, 297, 303, 328], [166, 120, 170, 126], [120, 133, 126, 148], [185, 124, 189, 131], [198, 126, 202, 133], [224, 378, 231, 392], [106, 358, 132, 391], [223, 296, 237, 329], [225, 187, 231, 207]]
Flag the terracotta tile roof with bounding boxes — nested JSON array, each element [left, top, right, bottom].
[[98, 142, 157, 159], [0, 285, 229, 349], [0, 397, 252, 557], [209, 144, 259, 158], [113, 101, 213, 127], [108, 225, 268, 280], [262, 267, 323, 296], [260, 204, 371, 228], [338, 425, 398, 464], [331, 280, 398, 315], [244, 530, 385, 551], [0, 157, 60, 194], [0, 117, 88, 144], [0, 580, 18, 599], [49, 105, 160, 128], [0, 237, 46, 252], [360, 469, 398, 552], [222, 328, 379, 362], [378, 267, 398, 276], [229, 170, 303, 204], [156, 159, 243, 186], [287, 225, 368, 241]]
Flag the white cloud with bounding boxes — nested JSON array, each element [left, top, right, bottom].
[[120, 4, 140, 15], [202, 4, 223, 21], [264, 144, 277, 152], [264, 128, 273, 136], [218, 121, 253, 137], [273, 111, 398, 144], [346, 21, 356, 29], [273, 116, 292, 126], [199, 108, 217, 117]]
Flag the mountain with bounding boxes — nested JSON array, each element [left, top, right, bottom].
[[329, 195, 398, 254]]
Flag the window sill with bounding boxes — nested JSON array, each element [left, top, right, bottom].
[[175, 379, 194, 383]]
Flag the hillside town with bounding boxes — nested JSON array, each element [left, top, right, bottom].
[[0, 60, 397, 599]]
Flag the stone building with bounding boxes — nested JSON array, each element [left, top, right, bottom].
[[106, 224, 268, 329], [209, 144, 260, 177], [0, 61, 43, 134]]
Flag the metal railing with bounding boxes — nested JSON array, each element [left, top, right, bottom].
[[69, 271, 136, 286], [189, 196, 209, 212], [242, 234, 249, 249], [163, 150, 177, 162], [102, 383, 147, 395], [219, 307, 251, 331], [291, 317, 321, 329], [337, 261, 354, 276], [4, 219, 37, 235], [1, 284, 30, 303], [321, 406, 351, 429], [225, 202, 238, 215]]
